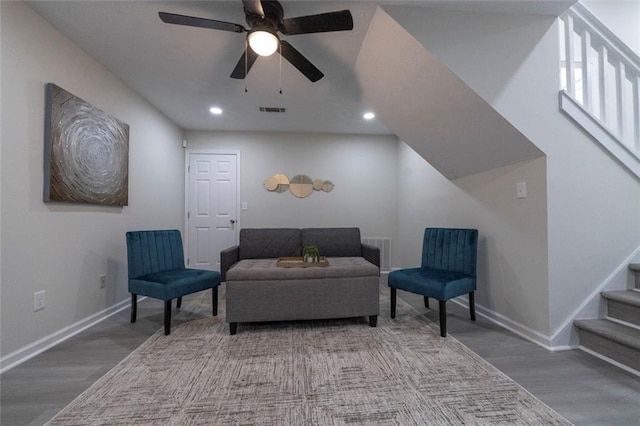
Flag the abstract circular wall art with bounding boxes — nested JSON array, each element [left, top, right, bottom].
[[43, 83, 129, 206], [263, 173, 334, 197]]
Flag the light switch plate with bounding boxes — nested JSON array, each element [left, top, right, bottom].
[[516, 182, 527, 199]]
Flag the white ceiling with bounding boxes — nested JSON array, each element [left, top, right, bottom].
[[27, 0, 574, 136]]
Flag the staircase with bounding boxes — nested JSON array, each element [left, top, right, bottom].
[[574, 264, 640, 373], [562, 3, 640, 375], [559, 3, 640, 180]]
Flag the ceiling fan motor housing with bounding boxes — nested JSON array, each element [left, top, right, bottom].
[[245, 0, 284, 31]]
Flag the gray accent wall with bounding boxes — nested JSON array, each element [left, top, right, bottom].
[[1, 2, 184, 358], [185, 131, 399, 252]]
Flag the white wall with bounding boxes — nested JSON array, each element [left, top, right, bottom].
[[185, 131, 399, 253], [385, 6, 640, 345], [0, 0, 4, 358], [1, 2, 184, 358], [583, 1, 640, 55]]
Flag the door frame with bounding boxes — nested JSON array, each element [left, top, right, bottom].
[[184, 149, 241, 266]]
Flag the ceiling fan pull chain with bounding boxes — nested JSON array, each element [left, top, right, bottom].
[[279, 43, 283, 94], [245, 38, 249, 93]]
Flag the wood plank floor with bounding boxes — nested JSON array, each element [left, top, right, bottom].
[[2, 281, 640, 425]]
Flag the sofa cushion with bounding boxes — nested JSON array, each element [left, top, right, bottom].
[[301, 228, 362, 257], [239, 228, 301, 260]]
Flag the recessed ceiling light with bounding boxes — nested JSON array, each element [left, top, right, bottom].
[[363, 112, 375, 120], [209, 107, 223, 115]]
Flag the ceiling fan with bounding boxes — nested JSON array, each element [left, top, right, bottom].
[[159, 0, 353, 82]]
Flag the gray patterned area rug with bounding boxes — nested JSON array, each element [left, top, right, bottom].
[[47, 286, 570, 425]]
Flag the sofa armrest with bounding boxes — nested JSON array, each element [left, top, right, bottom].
[[220, 245, 240, 282], [362, 243, 380, 271]]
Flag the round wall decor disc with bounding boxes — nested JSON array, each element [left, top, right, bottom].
[[289, 174, 313, 198], [312, 179, 323, 191], [322, 180, 335, 192], [264, 176, 278, 191]]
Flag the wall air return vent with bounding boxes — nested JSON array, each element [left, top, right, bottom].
[[259, 107, 286, 113]]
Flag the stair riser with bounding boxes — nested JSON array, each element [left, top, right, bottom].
[[607, 300, 640, 327], [576, 329, 640, 371]]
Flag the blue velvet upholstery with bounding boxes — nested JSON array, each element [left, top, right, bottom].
[[126, 230, 221, 335], [388, 228, 478, 337]]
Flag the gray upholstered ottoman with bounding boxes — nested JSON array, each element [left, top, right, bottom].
[[225, 257, 379, 335], [221, 227, 381, 335]]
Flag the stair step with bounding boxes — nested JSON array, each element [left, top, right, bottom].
[[602, 290, 640, 306], [602, 290, 640, 327], [574, 319, 640, 371]]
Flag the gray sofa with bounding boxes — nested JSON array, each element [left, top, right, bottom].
[[220, 227, 380, 335]]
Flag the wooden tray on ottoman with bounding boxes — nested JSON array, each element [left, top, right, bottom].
[[276, 257, 329, 268]]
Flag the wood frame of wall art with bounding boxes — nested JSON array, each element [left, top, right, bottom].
[[43, 83, 129, 206]]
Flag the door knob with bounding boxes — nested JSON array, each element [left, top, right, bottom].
[[230, 219, 236, 224]]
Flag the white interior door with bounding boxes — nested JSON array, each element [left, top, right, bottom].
[[186, 152, 239, 271]]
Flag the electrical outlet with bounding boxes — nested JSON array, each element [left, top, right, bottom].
[[33, 290, 46, 311], [99, 275, 106, 289]]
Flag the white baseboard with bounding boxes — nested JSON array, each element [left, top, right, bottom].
[[450, 297, 565, 350], [0, 297, 143, 374]]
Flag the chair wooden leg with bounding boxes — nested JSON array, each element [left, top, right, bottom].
[[390, 288, 397, 318], [439, 300, 447, 337], [130, 294, 137, 323], [469, 291, 476, 321], [164, 300, 172, 335], [424, 296, 430, 309], [212, 286, 218, 316], [177, 297, 182, 308], [229, 322, 238, 335]]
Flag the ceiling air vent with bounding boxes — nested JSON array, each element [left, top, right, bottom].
[[259, 107, 286, 113]]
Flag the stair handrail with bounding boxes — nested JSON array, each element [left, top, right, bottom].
[[560, 2, 640, 158]]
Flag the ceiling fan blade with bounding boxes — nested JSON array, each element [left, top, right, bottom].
[[279, 40, 324, 82], [280, 10, 353, 35], [242, 0, 265, 19], [230, 47, 259, 79], [159, 12, 246, 33]]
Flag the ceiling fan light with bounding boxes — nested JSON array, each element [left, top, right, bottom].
[[248, 30, 279, 56]]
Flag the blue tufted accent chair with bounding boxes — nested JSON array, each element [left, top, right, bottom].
[[126, 230, 221, 335], [388, 228, 478, 337]]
